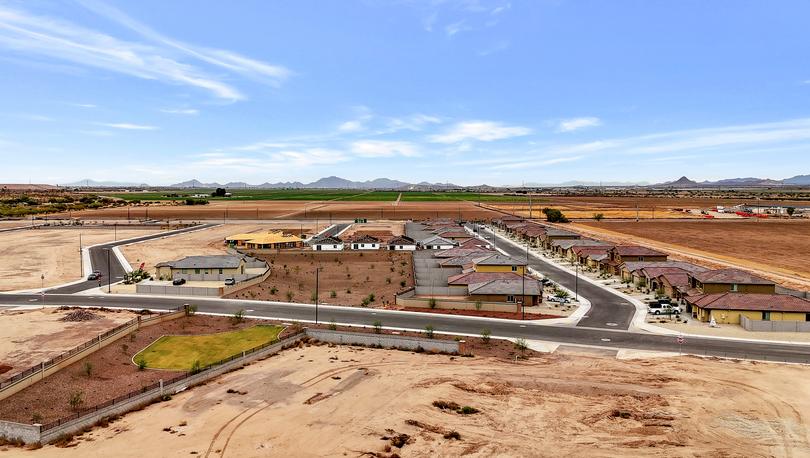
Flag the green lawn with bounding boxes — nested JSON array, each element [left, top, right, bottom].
[[133, 325, 284, 370]]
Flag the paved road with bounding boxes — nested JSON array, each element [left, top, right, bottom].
[[47, 224, 217, 294], [2, 293, 810, 363], [317, 223, 351, 238], [466, 224, 636, 330]]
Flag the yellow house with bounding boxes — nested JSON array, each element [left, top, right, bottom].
[[688, 268, 776, 294], [687, 292, 810, 324], [472, 254, 527, 275], [225, 231, 303, 250]]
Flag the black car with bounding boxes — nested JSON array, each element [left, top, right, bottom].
[[172, 278, 186, 286], [87, 273, 100, 280], [224, 278, 236, 286]]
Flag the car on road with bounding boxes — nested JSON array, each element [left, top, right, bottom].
[[172, 278, 186, 286], [87, 272, 100, 280], [224, 278, 236, 286], [547, 295, 570, 304]]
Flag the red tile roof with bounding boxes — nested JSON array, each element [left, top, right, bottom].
[[691, 268, 774, 285], [447, 271, 526, 285], [686, 293, 810, 312]]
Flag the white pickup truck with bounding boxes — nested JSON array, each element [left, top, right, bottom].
[[647, 302, 681, 315]]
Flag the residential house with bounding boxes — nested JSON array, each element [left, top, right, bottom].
[[349, 234, 381, 250], [472, 254, 528, 275], [688, 268, 776, 294], [387, 235, 417, 251], [420, 235, 457, 250], [573, 246, 614, 268], [467, 278, 543, 306], [156, 255, 246, 280], [619, 261, 707, 284], [603, 246, 668, 276], [551, 239, 608, 258], [540, 227, 580, 250], [310, 236, 344, 251], [687, 293, 810, 324], [243, 232, 305, 250]]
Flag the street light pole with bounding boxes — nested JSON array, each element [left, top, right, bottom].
[[41, 274, 45, 309], [315, 267, 320, 324], [106, 248, 112, 293], [575, 262, 579, 302]]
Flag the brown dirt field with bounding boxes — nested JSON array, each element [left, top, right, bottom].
[[63, 200, 503, 222], [19, 343, 810, 457], [120, 223, 327, 275], [224, 250, 414, 306], [339, 220, 405, 240], [0, 227, 163, 291], [573, 219, 810, 290], [0, 308, 138, 375], [0, 315, 261, 424]]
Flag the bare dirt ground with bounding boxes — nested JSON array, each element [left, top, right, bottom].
[[339, 220, 405, 240], [17, 344, 810, 457], [225, 250, 414, 306], [119, 223, 326, 275], [0, 227, 162, 291], [0, 315, 261, 424], [64, 200, 503, 222], [0, 308, 138, 375], [572, 220, 810, 290]]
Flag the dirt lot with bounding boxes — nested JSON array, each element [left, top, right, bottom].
[[63, 200, 503, 222], [339, 220, 405, 241], [0, 308, 138, 375], [0, 227, 162, 291], [573, 219, 810, 290], [16, 343, 810, 457], [225, 250, 414, 306], [120, 223, 326, 274], [0, 315, 262, 424]]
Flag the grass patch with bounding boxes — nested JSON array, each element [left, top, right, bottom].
[[133, 325, 283, 370]]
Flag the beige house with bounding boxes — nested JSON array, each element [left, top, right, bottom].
[[156, 255, 246, 280]]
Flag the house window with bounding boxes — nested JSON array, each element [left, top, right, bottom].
[[762, 311, 771, 321], [511, 265, 517, 272], [333, 245, 337, 249], [806, 313, 810, 322], [506, 295, 515, 302], [219, 268, 223, 274], [361, 244, 365, 247], [731, 283, 738, 292], [194, 269, 200, 274], [638, 256, 644, 261]]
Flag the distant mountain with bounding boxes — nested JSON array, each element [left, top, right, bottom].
[[169, 176, 453, 190], [62, 179, 149, 187], [523, 180, 649, 187], [651, 175, 810, 188]]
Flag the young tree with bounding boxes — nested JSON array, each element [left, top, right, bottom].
[[424, 324, 435, 339], [373, 320, 383, 334], [514, 338, 528, 357], [593, 213, 604, 222], [480, 328, 491, 344], [787, 207, 796, 217]]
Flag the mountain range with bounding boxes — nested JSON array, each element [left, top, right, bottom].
[[653, 174, 810, 187], [169, 176, 459, 190]]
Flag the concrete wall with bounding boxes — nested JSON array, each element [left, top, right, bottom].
[[0, 311, 185, 402], [305, 329, 459, 353], [1, 333, 306, 445], [396, 295, 520, 313], [741, 315, 810, 332], [136, 284, 222, 297]]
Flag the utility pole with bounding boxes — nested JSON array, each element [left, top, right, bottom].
[[522, 240, 528, 320], [106, 248, 112, 293], [79, 233, 83, 276], [635, 201, 639, 222], [575, 262, 579, 301], [315, 267, 320, 324], [114, 223, 117, 241]]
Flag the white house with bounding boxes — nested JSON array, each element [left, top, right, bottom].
[[349, 234, 381, 250], [387, 235, 418, 251], [310, 235, 344, 251], [420, 235, 457, 250]]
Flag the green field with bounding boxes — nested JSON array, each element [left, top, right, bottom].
[[133, 325, 284, 370], [103, 189, 532, 202]]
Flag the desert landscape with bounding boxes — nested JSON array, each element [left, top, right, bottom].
[[0, 227, 162, 291], [7, 343, 809, 457], [225, 250, 414, 306], [573, 219, 810, 290]]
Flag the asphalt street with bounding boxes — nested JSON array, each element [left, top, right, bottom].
[[47, 224, 217, 294], [466, 223, 637, 330], [2, 292, 810, 363]]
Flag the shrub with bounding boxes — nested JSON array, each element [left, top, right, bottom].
[[136, 358, 147, 370], [83, 361, 93, 377], [373, 320, 382, 333], [432, 400, 460, 410], [368, 293, 376, 302], [330, 290, 337, 298], [68, 391, 84, 411], [185, 304, 198, 316], [444, 431, 461, 440], [480, 328, 491, 344], [190, 360, 202, 374], [120, 343, 129, 354], [424, 325, 434, 339], [474, 300, 482, 311], [346, 288, 352, 294], [428, 298, 437, 309], [286, 291, 294, 301], [231, 309, 245, 324], [310, 291, 318, 303], [270, 286, 278, 295], [386, 277, 391, 284], [593, 213, 604, 222], [514, 338, 528, 356], [400, 280, 406, 287], [328, 320, 337, 331], [459, 406, 479, 415], [31, 413, 43, 424]]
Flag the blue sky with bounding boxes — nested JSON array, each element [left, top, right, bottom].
[[0, 0, 809, 186]]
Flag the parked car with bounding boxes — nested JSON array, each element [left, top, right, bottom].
[[172, 278, 186, 286], [547, 295, 570, 304], [87, 272, 99, 280], [648, 303, 681, 315], [224, 278, 236, 286]]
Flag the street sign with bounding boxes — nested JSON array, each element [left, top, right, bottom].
[[677, 335, 685, 345]]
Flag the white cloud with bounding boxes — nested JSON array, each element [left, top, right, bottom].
[[445, 20, 470, 37], [161, 108, 199, 115], [351, 140, 420, 158], [381, 114, 442, 133], [98, 122, 158, 130], [338, 120, 366, 133], [429, 120, 531, 143], [556, 117, 602, 132], [0, 3, 290, 101], [72, 103, 96, 108]]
